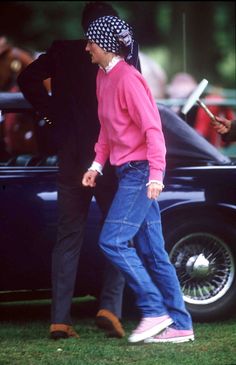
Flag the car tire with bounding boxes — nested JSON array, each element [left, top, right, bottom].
[[163, 214, 236, 322]]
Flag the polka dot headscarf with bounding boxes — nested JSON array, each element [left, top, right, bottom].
[[86, 15, 134, 62]]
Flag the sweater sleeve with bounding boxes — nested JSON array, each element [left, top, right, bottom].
[[94, 122, 110, 167], [119, 72, 166, 181]]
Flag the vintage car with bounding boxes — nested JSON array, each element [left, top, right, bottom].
[[0, 92, 236, 322]]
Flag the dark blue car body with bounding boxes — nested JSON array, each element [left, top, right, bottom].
[[1, 93, 236, 322]]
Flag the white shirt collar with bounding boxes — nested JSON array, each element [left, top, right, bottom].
[[100, 56, 124, 73]]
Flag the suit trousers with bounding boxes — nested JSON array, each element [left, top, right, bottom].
[[51, 178, 125, 325]]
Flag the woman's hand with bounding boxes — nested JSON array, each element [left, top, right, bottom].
[[147, 182, 163, 200], [82, 170, 98, 187]]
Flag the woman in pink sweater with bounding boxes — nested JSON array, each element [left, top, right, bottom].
[[82, 15, 194, 344]]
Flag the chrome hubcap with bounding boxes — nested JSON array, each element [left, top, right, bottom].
[[169, 233, 235, 305]]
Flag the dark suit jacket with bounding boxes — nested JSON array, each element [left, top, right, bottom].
[[17, 40, 101, 182]]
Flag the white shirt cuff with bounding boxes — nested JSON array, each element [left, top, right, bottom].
[[88, 161, 103, 175], [146, 180, 165, 189]]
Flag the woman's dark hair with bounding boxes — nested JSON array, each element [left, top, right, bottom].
[[82, 1, 118, 32]]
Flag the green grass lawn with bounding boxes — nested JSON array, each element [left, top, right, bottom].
[[0, 297, 236, 365]]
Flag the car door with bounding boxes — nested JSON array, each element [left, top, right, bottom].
[[0, 166, 57, 291]]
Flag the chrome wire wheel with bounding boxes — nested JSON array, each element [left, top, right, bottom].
[[169, 233, 235, 305]]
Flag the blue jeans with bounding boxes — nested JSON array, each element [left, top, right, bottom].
[[99, 161, 192, 330]]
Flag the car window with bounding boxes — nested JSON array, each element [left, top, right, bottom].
[[0, 108, 58, 167]]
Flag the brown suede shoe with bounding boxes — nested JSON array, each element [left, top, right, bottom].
[[49, 324, 80, 340], [95, 309, 125, 338]]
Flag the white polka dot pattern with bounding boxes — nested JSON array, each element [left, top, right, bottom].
[[86, 15, 134, 58]]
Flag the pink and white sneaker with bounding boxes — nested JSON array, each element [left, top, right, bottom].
[[128, 315, 173, 343], [144, 327, 195, 343]]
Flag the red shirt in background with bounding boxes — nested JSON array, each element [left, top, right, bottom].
[[194, 94, 235, 148]]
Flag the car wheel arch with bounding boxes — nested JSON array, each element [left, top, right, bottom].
[[161, 208, 236, 321]]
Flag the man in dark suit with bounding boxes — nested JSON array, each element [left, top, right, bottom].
[[18, 1, 138, 340]]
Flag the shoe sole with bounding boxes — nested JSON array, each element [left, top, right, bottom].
[[50, 331, 69, 340], [144, 335, 195, 343], [95, 316, 125, 338], [128, 317, 174, 343]]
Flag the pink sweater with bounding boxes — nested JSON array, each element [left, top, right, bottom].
[[95, 60, 166, 181]]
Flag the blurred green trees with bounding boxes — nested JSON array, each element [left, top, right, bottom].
[[1, 1, 235, 87]]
